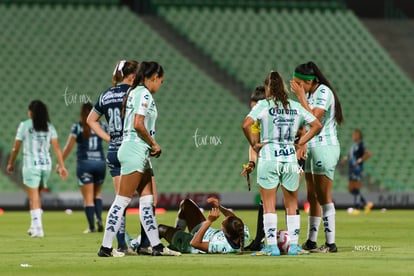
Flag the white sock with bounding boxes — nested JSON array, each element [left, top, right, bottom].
[[263, 213, 277, 246], [307, 216, 321, 242], [322, 203, 336, 244], [140, 195, 161, 246], [102, 195, 131, 248], [286, 215, 300, 245], [31, 209, 43, 229], [175, 218, 187, 231]]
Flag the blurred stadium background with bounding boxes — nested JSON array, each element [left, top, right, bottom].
[[0, 0, 413, 209]]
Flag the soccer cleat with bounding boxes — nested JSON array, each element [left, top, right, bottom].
[[97, 246, 125, 257], [288, 244, 309, 255], [364, 202, 374, 214], [302, 239, 318, 251], [251, 245, 280, 256], [83, 228, 96, 234], [151, 244, 181, 256], [30, 228, 44, 238], [97, 221, 104, 232], [351, 209, 361, 215], [313, 243, 338, 253], [27, 227, 34, 236]]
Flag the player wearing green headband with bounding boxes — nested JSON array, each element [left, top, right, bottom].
[[290, 61, 344, 253]]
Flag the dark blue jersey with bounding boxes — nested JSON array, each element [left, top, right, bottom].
[[349, 141, 366, 172], [71, 122, 106, 161], [93, 83, 130, 152]]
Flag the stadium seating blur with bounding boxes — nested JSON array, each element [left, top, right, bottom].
[[0, 1, 412, 193], [0, 3, 249, 193], [156, 4, 414, 191]]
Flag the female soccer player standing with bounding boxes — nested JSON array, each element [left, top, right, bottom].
[[98, 61, 180, 257], [290, 61, 344, 253], [60, 103, 106, 233], [343, 129, 372, 214], [242, 72, 322, 256], [87, 60, 140, 252], [7, 100, 68, 237]]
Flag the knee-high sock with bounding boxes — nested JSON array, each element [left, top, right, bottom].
[[286, 215, 300, 245], [116, 209, 126, 248], [322, 203, 336, 244], [102, 195, 131, 248], [307, 216, 321, 242], [84, 205, 95, 230], [139, 205, 153, 247], [94, 198, 103, 223], [263, 213, 277, 246], [140, 195, 161, 246]]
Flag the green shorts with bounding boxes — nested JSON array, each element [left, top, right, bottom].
[[257, 159, 301, 191], [118, 141, 151, 174], [305, 145, 340, 180], [22, 167, 51, 188], [171, 224, 203, 253]]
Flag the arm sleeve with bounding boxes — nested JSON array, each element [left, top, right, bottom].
[[135, 90, 151, 116], [247, 100, 265, 121], [70, 123, 78, 138], [93, 94, 104, 116], [314, 86, 333, 111], [49, 124, 58, 139], [15, 122, 25, 141]]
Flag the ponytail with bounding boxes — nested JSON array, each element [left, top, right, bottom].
[[294, 61, 344, 125], [112, 60, 139, 86], [265, 71, 290, 110], [223, 216, 245, 253], [28, 100, 50, 132], [80, 103, 93, 140]]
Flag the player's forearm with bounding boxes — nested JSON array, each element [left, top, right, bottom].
[[219, 205, 235, 217], [7, 141, 21, 166], [242, 119, 255, 147], [90, 121, 110, 142], [190, 221, 211, 252]]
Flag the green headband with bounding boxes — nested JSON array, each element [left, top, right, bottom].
[[293, 72, 316, 81]]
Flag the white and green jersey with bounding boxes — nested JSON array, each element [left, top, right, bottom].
[[247, 99, 316, 162], [204, 225, 250, 254], [306, 84, 339, 147], [15, 119, 57, 170], [122, 86, 157, 148]]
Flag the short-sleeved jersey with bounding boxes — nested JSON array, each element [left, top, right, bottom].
[[93, 83, 130, 152], [122, 86, 157, 147], [70, 122, 105, 161], [247, 99, 316, 162], [349, 141, 366, 170], [306, 84, 339, 147], [15, 119, 57, 170], [204, 225, 250, 254]]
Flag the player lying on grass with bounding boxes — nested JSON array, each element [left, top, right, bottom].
[[158, 198, 250, 254]]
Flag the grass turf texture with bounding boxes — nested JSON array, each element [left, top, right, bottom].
[[0, 210, 413, 275]]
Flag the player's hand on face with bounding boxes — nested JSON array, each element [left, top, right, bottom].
[[207, 208, 220, 222], [150, 143, 162, 158], [206, 197, 220, 208], [290, 80, 305, 97]]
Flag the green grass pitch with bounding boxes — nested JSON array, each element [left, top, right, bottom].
[[1, 209, 413, 275]]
